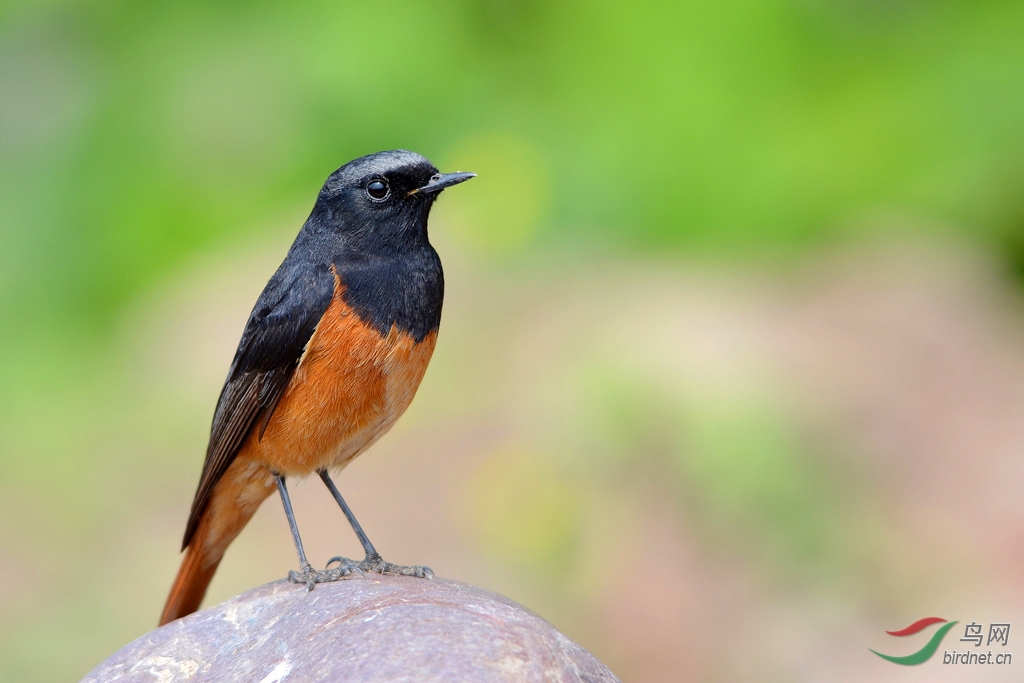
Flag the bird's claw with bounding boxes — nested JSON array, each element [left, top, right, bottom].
[[287, 562, 319, 591], [358, 553, 433, 579], [288, 555, 432, 589], [287, 557, 361, 590], [323, 556, 364, 579]]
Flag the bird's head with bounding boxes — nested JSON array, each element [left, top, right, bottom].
[[314, 150, 474, 248]]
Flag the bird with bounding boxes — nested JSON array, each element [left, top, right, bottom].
[[159, 150, 474, 626]]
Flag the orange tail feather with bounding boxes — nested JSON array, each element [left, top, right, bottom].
[[160, 464, 274, 626], [159, 539, 222, 626]]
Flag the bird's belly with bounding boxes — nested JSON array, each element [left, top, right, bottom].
[[248, 293, 437, 477]]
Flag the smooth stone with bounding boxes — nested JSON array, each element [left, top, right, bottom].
[[83, 575, 620, 682]]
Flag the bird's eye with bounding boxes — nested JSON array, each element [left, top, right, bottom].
[[366, 180, 390, 201]]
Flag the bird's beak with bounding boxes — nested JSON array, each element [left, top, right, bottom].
[[410, 172, 477, 195]]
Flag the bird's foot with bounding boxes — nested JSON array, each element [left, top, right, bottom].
[[287, 562, 320, 591], [357, 552, 434, 579], [287, 557, 361, 590], [321, 556, 364, 581]]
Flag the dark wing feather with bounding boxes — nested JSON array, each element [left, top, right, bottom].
[[181, 261, 335, 549]]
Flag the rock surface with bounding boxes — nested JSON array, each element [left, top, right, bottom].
[[83, 576, 619, 682]]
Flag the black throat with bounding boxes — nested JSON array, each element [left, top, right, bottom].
[[333, 243, 444, 343]]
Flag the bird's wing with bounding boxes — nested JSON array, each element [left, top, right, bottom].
[[182, 261, 336, 549]]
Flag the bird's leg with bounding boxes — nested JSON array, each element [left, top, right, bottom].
[[274, 474, 356, 590], [275, 474, 316, 590], [317, 469, 379, 560], [318, 469, 433, 579]]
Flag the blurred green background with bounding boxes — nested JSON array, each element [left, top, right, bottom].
[[2, 1, 1024, 681]]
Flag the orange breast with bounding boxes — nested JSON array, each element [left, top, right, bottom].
[[240, 274, 437, 477]]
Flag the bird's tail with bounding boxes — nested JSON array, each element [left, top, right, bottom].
[[159, 474, 273, 626], [159, 536, 223, 626]]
